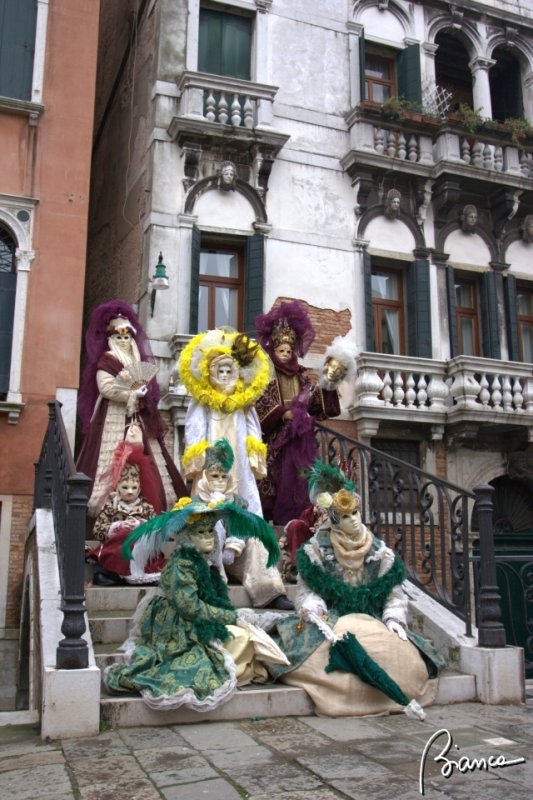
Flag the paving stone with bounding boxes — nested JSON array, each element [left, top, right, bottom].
[[176, 721, 258, 750], [331, 774, 432, 800], [161, 777, 243, 800], [0, 749, 65, 772], [424, 777, 532, 799], [0, 763, 73, 800], [249, 790, 340, 800], [299, 715, 392, 741], [202, 744, 275, 770], [297, 751, 393, 780], [68, 754, 151, 788], [78, 775, 162, 800], [61, 730, 130, 760], [118, 725, 191, 750], [349, 736, 423, 764], [240, 717, 329, 753], [227, 762, 324, 794], [135, 751, 219, 787]]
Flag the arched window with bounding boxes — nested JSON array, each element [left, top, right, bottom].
[[435, 32, 473, 111], [0, 225, 17, 398], [490, 47, 523, 122]]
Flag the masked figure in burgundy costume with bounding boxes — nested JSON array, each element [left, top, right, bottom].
[[76, 300, 186, 517], [254, 301, 346, 525]]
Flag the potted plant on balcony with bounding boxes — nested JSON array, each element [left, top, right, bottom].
[[454, 103, 483, 135], [502, 116, 533, 149]]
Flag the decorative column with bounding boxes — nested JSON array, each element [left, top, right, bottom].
[[347, 22, 364, 109], [8, 249, 35, 407], [469, 57, 495, 119], [422, 42, 439, 92], [473, 484, 506, 647]]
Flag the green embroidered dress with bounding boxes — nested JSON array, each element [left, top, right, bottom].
[[105, 545, 239, 711]]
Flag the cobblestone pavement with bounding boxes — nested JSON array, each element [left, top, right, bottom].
[[0, 697, 531, 800]]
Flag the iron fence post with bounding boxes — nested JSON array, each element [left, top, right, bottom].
[[473, 483, 506, 647], [56, 472, 90, 669]]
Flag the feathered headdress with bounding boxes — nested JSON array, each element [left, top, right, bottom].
[[255, 300, 316, 358], [307, 460, 359, 515], [322, 335, 358, 383], [122, 496, 280, 573], [204, 438, 234, 473]]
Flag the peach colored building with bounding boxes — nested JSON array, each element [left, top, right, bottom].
[[0, 0, 100, 708]]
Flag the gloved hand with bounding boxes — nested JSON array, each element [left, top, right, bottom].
[[222, 548, 236, 566], [135, 384, 148, 397], [385, 618, 407, 640], [301, 603, 327, 622]]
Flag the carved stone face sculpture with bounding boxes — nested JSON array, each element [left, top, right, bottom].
[[523, 215, 533, 243], [219, 161, 236, 191], [385, 189, 401, 218], [274, 342, 293, 363], [461, 204, 478, 232], [323, 357, 347, 385]]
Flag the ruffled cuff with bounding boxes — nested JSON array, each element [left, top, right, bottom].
[[182, 440, 209, 479]]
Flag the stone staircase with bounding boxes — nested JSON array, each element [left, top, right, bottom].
[[86, 580, 477, 729]]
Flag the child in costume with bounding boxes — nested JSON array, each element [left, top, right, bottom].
[[90, 442, 165, 585], [269, 461, 445, 719], [76, 300, 186, 516], [104, 497, 288, 711], [178, 329, 293, 610], [255, 303, 355, 525]]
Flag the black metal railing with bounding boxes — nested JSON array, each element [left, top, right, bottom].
[[34, 401, 90, 669], [316, 422, 506, 646]]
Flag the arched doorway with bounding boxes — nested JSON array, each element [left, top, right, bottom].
[[489, 47, 523, 122], [435, 32, 473, 111]]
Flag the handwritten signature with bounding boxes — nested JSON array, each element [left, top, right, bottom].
[[419, 727, 526, 795]]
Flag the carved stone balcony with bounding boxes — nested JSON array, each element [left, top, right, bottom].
[[168, 70, 289, 159], [342, 103, 533, 193], [349, 351, 533, 445]]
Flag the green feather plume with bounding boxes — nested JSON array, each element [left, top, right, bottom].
[[307, 459, 354, 497], [121, 499, 280, 571], [205, 438, 234, 472]]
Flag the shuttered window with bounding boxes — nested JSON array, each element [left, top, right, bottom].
[[0, 0, 37, 101], [198, 7, 252, 80], [189, 231, 264, 335], [359, 30, 421, 106], [0, 226, 16, 397]]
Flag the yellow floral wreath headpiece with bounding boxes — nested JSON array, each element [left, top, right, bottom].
[[178, 330, 271, 412]]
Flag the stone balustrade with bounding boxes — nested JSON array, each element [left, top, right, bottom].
[[352, 352, 533, 421], [176, 70, 278, 129]]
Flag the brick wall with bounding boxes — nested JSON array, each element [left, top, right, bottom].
[[6, 496, 33, 629], [272, 297, 352, 354]]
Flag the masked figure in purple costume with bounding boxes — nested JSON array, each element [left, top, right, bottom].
[[76, 300, 186, 517], [255, 301, 349, 525]]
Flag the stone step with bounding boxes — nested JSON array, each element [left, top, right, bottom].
[[433, 670, 476, 704], [86, 583, 296, 613], [100, 683, 314, 728]]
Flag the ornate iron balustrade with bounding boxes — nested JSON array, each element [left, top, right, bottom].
[[316, 422, 506, 646], [34, 401, 90, 669]]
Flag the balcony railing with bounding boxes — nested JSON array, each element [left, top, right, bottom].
[[176, 70, 279, 129], [351, 352, 533, 423]]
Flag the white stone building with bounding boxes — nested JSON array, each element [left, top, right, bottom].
[[87, 0, 533, 662]]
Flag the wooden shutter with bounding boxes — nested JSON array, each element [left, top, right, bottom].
[[363, 250, 375, 351], [0, 0, 37, 101], [504, 274, 519, 362], [397, 43, 422, 105], [0, 271, 16, 393], [359, 29, 366, 101], [244, 234, 264, 335], [446, 267, 459, 358], [189, 225, 201, 334], [407, 259, 432, 358], [198, 8, 251, 80], [480, 271, 501, 359]]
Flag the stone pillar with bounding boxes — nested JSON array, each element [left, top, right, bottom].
[[8, 249, 35, 405], [347, 22, 364, 108], [469, 57, 495, 119]]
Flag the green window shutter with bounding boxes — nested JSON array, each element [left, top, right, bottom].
[[198, 8, 251, 80], [0, 0, 37, 101], [244, 234, 264, 334], [359, 29, 366, 101], [504, 274, 519, 362], [363, 250, 375, 351], [407, 259, 432, 358], [480, 271, 501, 359], [397, 43, 421, 105], [446, 267, 458, 358], [0, 271, 16, 393], [189, 225, 201, 335]]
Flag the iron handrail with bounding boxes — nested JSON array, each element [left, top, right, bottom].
[[315, 422, 506, 646], [34, 401, 90, 669]]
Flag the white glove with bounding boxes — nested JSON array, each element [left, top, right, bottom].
[[135, 385, 148, 397], [385, 618, 407, 640], [222, 548, 236, 566], [301, 603, 327, 622]]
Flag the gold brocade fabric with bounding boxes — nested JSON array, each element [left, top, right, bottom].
[[329, 526, 373, 577], [278, 372, 301, 404]]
